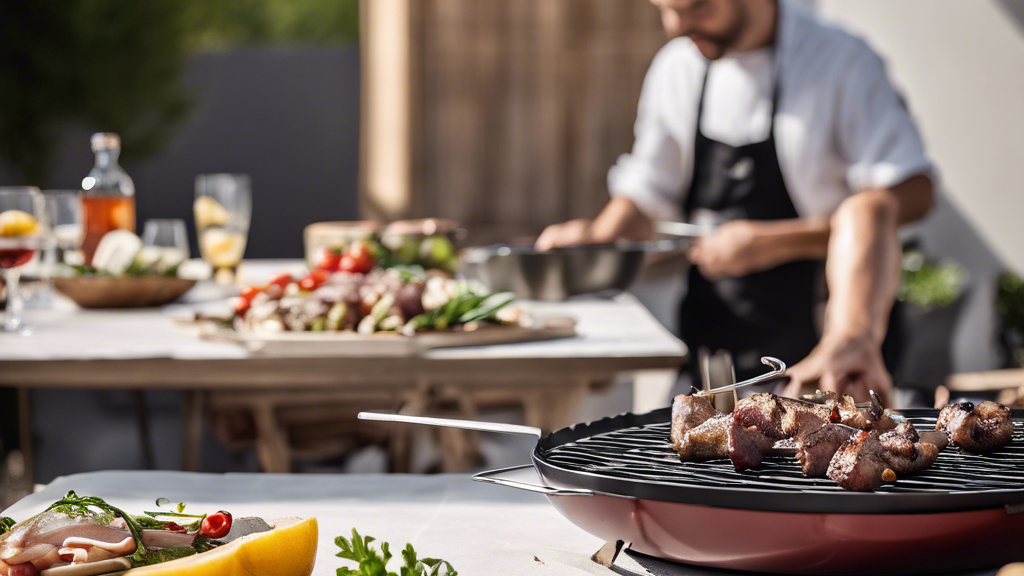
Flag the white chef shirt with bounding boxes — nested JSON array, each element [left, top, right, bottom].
[[608, 0, 933, 222]]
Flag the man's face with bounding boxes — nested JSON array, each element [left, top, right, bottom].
[[650, 0, 748, 60]]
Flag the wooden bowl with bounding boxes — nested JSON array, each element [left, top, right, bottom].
[[52, 276, 197, 309]]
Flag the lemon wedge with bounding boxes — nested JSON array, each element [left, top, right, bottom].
[[194, 196, 231, 229], [0, 210, 39, 238], [125, 516, 317, 576]]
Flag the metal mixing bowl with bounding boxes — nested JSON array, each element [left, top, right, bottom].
[[460, 240, 686, 301]]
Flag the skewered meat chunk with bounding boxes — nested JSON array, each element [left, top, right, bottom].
[[670, 394, 719, 448], [827, 422, 941, 492], [936, 401, 1013, 453], [796, 424, 857, 477], [676, 415, 731, 461]]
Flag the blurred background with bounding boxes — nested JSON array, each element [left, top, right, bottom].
[[0, 0, 1022, 489]]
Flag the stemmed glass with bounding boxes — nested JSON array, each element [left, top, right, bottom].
[[194, 174, 251, 284], [0, 187, 48, 332]]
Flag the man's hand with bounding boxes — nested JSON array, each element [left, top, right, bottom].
[[685, 220, 779, 280], [535, 219, 595, 251], [784, 333, 893, 407]]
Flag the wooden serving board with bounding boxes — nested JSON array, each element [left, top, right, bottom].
[[199, 317, 576, 357]]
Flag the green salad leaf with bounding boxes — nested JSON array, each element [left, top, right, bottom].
[[335, 529, 457, 576]]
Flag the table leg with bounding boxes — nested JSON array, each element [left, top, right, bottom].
[[182, 391, 203, 472], [252, 401, 291, 473], [534, 378, 589, 433], [17, 388, 32, 488], [132, 391, 155, 470]]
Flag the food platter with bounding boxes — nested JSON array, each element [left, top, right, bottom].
[[200, 316, 576, 357]]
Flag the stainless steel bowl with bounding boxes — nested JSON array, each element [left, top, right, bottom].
[[460, 240, 687, 301]]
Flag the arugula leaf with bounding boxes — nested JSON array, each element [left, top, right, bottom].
[[336, 529, 456, 576], [0, 517, 15, 535]]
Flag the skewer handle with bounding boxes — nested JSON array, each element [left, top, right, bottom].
[[358, 412, 543, 438], [703, 357, 787, 395]]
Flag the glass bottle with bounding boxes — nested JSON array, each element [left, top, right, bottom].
[[81, 133, 135, 265]]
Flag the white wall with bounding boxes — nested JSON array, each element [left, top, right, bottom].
[[817, 0, 1024, 274], [815, 0, 1024, 374]]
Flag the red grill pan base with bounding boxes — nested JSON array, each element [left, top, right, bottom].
[[528, 408, 1024, 575], [542, 490, 1024, 575]]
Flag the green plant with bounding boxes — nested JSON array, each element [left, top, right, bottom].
[[335, 529, 457, 576], [897, 250, 967, 310], [0, 0, 359, 184], [997, 272, 1024, 335]]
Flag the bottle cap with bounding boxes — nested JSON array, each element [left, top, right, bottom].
[[90, 133, 121, 152]]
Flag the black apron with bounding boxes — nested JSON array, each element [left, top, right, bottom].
[[679, 61, 821, 382]]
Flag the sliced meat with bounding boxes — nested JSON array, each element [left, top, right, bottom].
[[936, 401, 1013, 453]]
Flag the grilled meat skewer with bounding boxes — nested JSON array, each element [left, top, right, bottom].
[[936, 401, 1013, 453], [827, 422, 941, 492]]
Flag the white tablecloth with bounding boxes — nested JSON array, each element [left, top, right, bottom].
[[1, 260, 685, 363], [3, 470, 613, 576]]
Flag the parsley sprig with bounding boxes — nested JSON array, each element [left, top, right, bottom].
[[45, 491, 147, 562], [0, 517, 15, 535], [335, 529, 457, 576]]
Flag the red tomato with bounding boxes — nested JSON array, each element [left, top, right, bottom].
[[268, 273, 293, 289], [308, 268, 329, 283], [240, 286, 261, 301], [234, 298, 250, 315], [299, 276, 319, 291], [338, 254, 359, 274], [346, 241, 376, 273], [315, 247, 342, 272], [199, 511, 232, 539]]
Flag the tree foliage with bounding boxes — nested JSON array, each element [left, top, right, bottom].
[[0, 0, 359, 184]]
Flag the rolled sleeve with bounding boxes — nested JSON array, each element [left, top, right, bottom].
[[837, 44, 934, 192], [607, 50, 688, 223]]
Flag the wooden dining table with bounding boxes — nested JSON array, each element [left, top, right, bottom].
[[0, 260, 686, 480]]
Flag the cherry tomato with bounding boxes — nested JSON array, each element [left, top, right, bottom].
[[338, 254, 359, 274], [308, 268, 329, 283], [346, 242, 376, 273], [199, 511, 232, 539], [299, 276, 319, 291], [240, 286, 261, 301], [316, 247, 342, 272], [268, 273, 293, 289], [234, 298, 251, 315]]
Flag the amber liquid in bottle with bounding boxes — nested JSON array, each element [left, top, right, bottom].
[[82, 196, 136, 264]]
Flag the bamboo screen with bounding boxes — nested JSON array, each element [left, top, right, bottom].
[[362, 0, 665, 243]]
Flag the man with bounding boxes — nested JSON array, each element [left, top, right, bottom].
[[537, 0, 934, 403]]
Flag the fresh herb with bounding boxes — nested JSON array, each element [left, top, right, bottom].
[[142, 511, 205, 519], [335, 529, 457, 576], [0, 517, 15, 535], [45, 491, 147, 562], [130, 546, 197, 567]]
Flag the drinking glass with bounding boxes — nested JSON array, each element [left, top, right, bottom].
[[142, 219, 190, 273], [0, 187, 48, 332], [195, 174, 251, 284], [43, 190, 84, 267]]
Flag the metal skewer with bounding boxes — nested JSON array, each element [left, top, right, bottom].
[[358, 412, 543, 438], [699, 357, 787, 396]]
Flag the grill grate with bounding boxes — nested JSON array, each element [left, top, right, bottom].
[[538, 411, 1024, 495]]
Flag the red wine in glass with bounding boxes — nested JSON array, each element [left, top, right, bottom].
[[0, 248, 34, 269]]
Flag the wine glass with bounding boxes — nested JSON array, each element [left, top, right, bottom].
[[194, 174, 251, 284], [0, 187, 48, 332], [142, 219, 190, 273]]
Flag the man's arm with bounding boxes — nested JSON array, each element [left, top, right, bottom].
[[535, 197, 654, 250], [685, 173, 933, 280], [784, 189, 906, 406]]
